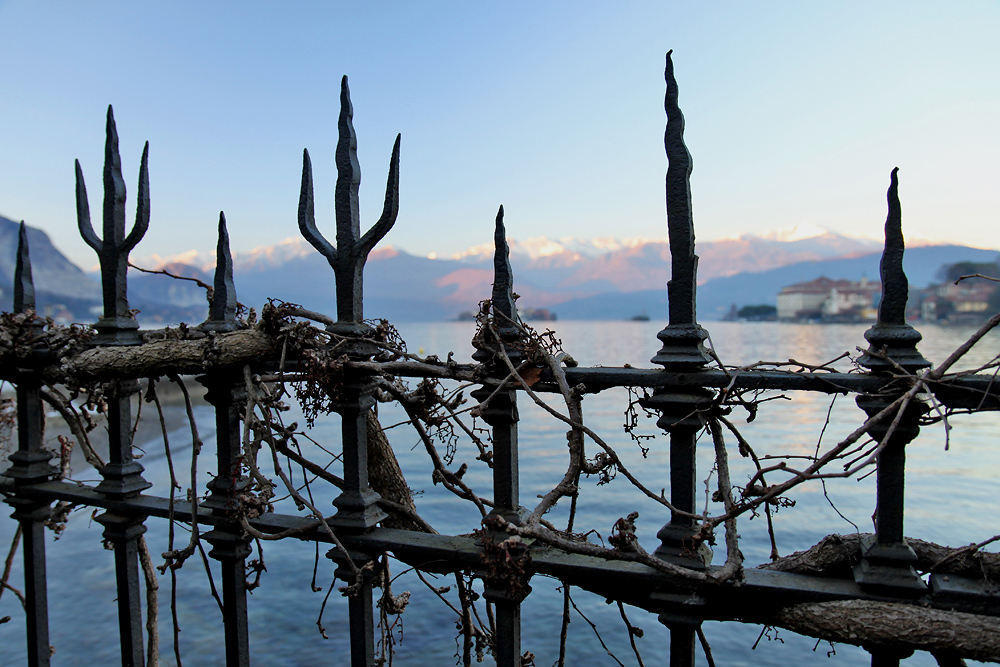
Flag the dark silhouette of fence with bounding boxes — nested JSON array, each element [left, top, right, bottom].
[[3, 54, 999, 667]]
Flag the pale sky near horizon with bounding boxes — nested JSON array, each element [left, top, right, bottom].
[[1, 1, 998, 270]]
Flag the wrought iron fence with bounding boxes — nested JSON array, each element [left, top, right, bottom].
[[3, 54, 1000, 667]]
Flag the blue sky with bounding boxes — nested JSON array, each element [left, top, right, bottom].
[[1, 1, 998, 269]]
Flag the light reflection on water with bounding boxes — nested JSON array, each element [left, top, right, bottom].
[[1, 322, 996, 665]]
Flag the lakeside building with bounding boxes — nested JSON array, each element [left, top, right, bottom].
[[917, 280, 996, 324], [776, 276, 880, 322]]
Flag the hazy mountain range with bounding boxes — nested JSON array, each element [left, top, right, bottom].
[[2, 213, 996, 323]]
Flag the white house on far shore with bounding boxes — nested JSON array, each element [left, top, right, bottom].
[[777, 276, 880, 322]]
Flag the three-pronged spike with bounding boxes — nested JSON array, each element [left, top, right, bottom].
[[298, 76, 401, 324], [76, 105, 150, 345]]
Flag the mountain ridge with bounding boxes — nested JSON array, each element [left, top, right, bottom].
[[3, 214, 996, 323]]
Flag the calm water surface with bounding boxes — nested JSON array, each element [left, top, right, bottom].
[[1, 321, 997, 665]]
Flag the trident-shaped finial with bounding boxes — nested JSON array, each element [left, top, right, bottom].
[[13, 222, 35, 314], [202, 211, 238, 332], [76, 105, 149, 345], [298, 75, 400, 325]]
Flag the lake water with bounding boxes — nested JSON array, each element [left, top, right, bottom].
[[1, 321, 998, 666]]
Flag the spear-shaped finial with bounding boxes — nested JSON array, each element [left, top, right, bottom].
[[652, 51, 712, 369], [298, 76, 400, 326], [664, 49, 699, 327], [76, 105, 150, 345], [202, 211, 238, 332], [859, 168, 929, 373], [13, 222, 35, 314], [878, 168, 907, 326], [472, 206, 523, 366], [491, 206, 517, 332]]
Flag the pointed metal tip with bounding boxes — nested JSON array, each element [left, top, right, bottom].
[[205, 209, 238, 332], [17, 220, 29, 250], [494, 206, 508, 253], [300, 148, 313, 180], [14, 221, 35, 313], [888, 168, 900, 197]]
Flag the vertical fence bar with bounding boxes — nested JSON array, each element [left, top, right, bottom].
[[298, 75, 400, 667], [3, 223, 57, 666], [854, 169, 929, 666], [199, 213, 251, 667], [200, 371, 251, 667], [472, 207, 524, 667], [642, 52, 713, 667], [77, 107, 152, 667]]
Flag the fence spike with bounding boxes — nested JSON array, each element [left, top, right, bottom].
[[651, 51, 711, 369], [878, 168, 907, 326], [77, 105, 149, 345], [336, 75, 363, 253], [75, 160, 100, 251], [103, 105, 128, 246], [298, 148, 337, 266], [203, 211, 239, 332], [14, 221, 35, 314], [472, 205, 522, 366], [123, 141, 150, 252], [358, 132, 401, 257], [297, 75, 400, 324], [858, 168, 929, 373], [663, 49, 699, 327], [492, 205, 517, 326]]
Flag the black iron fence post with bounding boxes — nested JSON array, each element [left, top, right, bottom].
[[199, 215, 252, 667], [77, 108, 152, 667], [643, 51, 713, 667], [3, 223, 56, 666], [854, 171, 930, 614], [298, 76, 400, 666], [472, 208, 525, 667]]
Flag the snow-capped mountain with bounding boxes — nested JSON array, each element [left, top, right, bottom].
[[8, 215, 988, 323]]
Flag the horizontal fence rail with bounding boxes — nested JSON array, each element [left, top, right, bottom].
[[3, 55, 1000, 667]]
